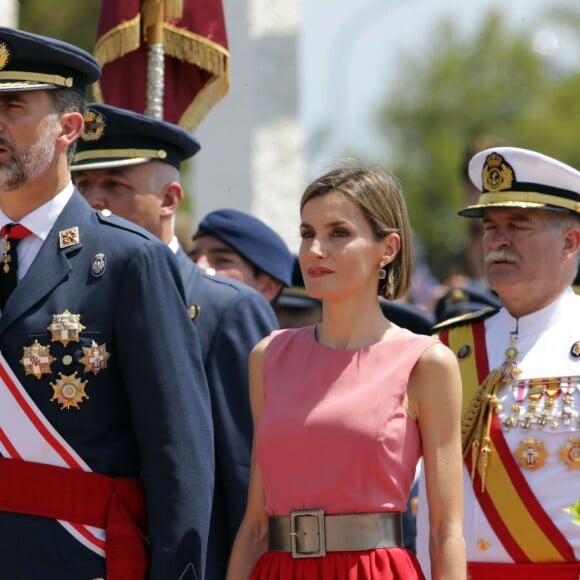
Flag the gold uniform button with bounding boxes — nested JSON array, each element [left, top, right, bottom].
[[62, 355, 73, 365], [476, 539, 490, 551]]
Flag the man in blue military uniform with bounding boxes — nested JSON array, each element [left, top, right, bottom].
[[71, 103, 279, 579], [190, 208, 294, 304], [0, 28, 214, 580]]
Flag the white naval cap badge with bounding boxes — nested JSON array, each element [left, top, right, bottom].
[[59, 227, 80, 249], [91, 252, 106, 277], [571, 341, 580, 358]]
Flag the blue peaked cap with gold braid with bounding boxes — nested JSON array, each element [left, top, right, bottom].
[[71, 103, 200, 171], [0, 27, 100, 94]]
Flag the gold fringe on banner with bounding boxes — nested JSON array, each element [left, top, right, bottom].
[[93, 14, 141, 67], [179, 69, 229, 132], [163, 24, 229, 77]]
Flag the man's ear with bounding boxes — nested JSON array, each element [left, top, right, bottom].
[[160, 181, 184, 217], [256, 272, 283, 303], [57, 111, 84, 149]]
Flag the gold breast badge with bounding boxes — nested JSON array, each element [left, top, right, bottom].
[[47, 310, 86, 346], [50, 372, 88, 410], [20, 340, 56, 379], [560, 437, 580, 470], [79, 341, 110, 375], [514, 436, 548, 471]]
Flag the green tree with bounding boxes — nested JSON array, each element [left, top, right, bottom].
[[18, 0, 101, 54], [376, 11, 580, 279]]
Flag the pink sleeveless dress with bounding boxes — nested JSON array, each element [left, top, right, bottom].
[[252, 325, 437, 580]]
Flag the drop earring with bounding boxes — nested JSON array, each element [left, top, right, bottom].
[[378, 266, 387, 280]]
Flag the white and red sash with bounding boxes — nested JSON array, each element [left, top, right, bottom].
[[0, 351, 106, 557]]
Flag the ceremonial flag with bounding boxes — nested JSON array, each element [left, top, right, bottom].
[[93, 0, 229, 131]]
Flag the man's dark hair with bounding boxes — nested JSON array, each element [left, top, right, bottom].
[[49, 88, 85, 163]]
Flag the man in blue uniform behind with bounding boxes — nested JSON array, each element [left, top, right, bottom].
[[71, 103, 279, 579], [0, 28, 214, 580]]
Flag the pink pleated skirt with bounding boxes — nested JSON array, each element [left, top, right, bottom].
[[251, 548, 425, 580]]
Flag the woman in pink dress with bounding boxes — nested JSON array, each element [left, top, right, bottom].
[[227, 166, 466, 579]]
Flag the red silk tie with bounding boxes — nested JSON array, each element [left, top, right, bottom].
[[0, 223, 32, 308]]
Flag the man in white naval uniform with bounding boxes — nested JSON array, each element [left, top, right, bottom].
[[416, 147, 579, 579]]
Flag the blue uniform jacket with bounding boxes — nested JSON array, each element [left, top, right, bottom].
[[175, 249, 278, 579], [0, 191, 214, 580]]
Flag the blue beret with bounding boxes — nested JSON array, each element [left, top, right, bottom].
[[0, 27, 100, 94], [71, 103, 200, 171], [194, 209, 293, 287]]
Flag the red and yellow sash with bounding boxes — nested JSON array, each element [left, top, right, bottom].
[[440, 321, 576, 563]]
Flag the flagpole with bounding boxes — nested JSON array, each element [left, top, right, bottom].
[[142, 0, 165, 119]]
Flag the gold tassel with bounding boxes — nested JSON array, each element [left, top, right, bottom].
[[165, 0, 183, 21], [461, 368, 503, 492]]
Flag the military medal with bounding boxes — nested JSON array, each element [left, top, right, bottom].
[[560, 437, 580, 470], [514, 435, 548, 471], [47, 310, 86, 346], [1, 235, 11, 273], [50, 372, 88, 410], [500, 331, 521, 384], [20, 340, 56, 379], [79, 341, 110, 375], [503, 380, 528, 430]]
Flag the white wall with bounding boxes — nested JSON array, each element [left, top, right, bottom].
[[191, 0, 306, 253], [0, 0, 18, 27]]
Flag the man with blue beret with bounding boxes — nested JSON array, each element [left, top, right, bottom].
[[417, 147, 580, 578], [190, 208, 294, 304], [71, 102, 279, 579], [0, 28, 214, 580]]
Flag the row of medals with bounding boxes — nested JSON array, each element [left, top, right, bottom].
[[19, 310, 110, 411], [496, 339, 579, 471]]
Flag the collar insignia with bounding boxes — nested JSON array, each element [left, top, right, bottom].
[[59, 227, 79, 249]]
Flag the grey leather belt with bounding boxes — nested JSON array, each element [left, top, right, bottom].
[[268, 509, 403, 558]]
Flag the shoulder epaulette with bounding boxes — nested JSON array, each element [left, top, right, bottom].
[[432, 306, 499, 334], [95, 209, 154, 240]]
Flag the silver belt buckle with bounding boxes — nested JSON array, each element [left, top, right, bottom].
[[289, 508, 326, 558]]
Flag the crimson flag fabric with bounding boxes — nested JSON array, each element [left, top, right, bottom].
[[93, 0, 229, 131]]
